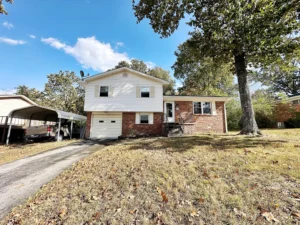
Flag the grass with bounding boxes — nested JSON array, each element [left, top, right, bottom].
[[0, 140, 79, 165], [1, 129, 300, 224]]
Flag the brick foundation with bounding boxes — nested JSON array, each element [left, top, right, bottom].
[[174, 101, 226, 133], [122, 112, 164, 137], [85, 112, 92, 138]]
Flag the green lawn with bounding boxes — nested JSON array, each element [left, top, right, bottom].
[[1, 129, 300, 225]]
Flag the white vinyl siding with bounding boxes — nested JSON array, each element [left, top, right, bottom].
[[0, 99, 32, 117], [91, 113, 122, 138], [85, 72, 163, 112]]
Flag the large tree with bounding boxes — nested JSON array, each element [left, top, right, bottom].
[[0, 0, 12, 15], [173, 50, 235, 96], [16, 71, 85, 115], [44, 71, 84, 114], [133, 0, 300, 135], [253, 53, 300, 96], [15, 85, 44, 105]]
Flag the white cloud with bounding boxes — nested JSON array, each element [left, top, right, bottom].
[[0, 89, 16, 95], [0, 37, 26, 45], [29, 35, 36, 39], [41, 36, 130, 71], [3, 21, 13, 29], [116, 42, 124, 47], [145, 61, 156, 69]]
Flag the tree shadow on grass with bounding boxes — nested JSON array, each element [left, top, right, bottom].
[[124, 135, 287, 153]]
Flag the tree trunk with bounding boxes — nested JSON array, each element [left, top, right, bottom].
[[234, 53, 261, 135]]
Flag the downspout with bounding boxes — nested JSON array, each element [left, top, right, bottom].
[[224, 102, 228, 133]]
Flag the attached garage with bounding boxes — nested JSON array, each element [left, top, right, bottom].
[[91, 113, 122, 138]]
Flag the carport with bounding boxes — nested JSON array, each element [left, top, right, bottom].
[[6, 105, 86, 145]]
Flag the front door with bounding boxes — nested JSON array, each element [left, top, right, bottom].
[[164, 102, 175, 123]]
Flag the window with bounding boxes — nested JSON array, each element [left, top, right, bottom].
[[141, 87, 150, 98], [99, 120, 104, 123], [111, 121, 116, 123], [193, 102, 212, 115], [100, 86, 109, 97], [194, 102, 202, 114], [292, 100, 299, 105], [140, 114, 149, 124]]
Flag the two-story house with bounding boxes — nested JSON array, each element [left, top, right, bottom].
[[80, 67, 231, 138]]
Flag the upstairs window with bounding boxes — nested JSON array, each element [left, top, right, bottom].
[[194, 102, 212, 115], [100, 86, 109, 97], [141, 87, 150, 98], [140, 114, 149, 124]]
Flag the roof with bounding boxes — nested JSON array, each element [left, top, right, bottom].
[[163, 95, 232, 102], [79, 67, 170, 85], [0, 94, 37, 105], [8, 105, 86, 122]]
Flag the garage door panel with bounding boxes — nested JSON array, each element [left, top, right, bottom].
[[91, 114, 122, 138]]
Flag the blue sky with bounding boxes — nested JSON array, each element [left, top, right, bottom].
[[0, 0, 192, 93]]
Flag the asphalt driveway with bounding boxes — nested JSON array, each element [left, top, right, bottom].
[[0, 140, 106, 219]]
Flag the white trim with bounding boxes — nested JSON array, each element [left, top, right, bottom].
[[140, 86, 150, 98], [99, 85, 109, 97], [135, 112, 154, 124], [224, 102, 228, 133], [164, 96, 231, 102], [82, 67, 170, 85]]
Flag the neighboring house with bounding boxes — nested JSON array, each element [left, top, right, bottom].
[[80, 67, 231, 139], [0, 95, 37, 144], [274, 94, 300, 128]]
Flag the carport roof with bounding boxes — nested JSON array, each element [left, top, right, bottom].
[[8, 105, 86, 122]]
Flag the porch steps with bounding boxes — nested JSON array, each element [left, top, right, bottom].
[[166, 123, 183, 137]]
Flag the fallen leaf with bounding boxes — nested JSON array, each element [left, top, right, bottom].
[[233, 208, 246, 218], [250, 183, 258, 190], [92, 212, 101, 220], [199, 197, 205, 203], [161, 191, 168, 203], [190, 210, 198, 217], [262, 212, 279, 223], [291, 211, 300, 219], [272, 160, 279, 164]]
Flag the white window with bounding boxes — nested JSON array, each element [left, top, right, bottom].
[[141, 87, 150, 98], [100, 86, 109, 97], [140, 114, 149, 124], [193, 102, 212, 115]]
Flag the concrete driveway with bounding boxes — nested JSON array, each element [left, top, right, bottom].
[[0, 140, 106, 219]]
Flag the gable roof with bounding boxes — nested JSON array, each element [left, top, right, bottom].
[[80, 67, 170, 85], [0, 94, 37, 105]]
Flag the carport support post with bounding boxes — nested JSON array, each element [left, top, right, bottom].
[[70, 120, 73, 139], [6, 117, 13, 145], [1, 116, 8, 145], [57, 118, 61, 142]]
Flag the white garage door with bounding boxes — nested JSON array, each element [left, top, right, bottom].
[[91, 113, 122, 138]]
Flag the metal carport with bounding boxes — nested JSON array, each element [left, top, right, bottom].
[[6, 105, 86, 145]]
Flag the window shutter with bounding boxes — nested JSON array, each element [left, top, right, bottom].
[[109, 85, 114, 97], [149, 113, 154, 124], [150, 86, 155, 98], [136, 86, 141, 98], [94, 85, 100, 97], [212, 102, 217, 115], [135, 113, 140, 124]]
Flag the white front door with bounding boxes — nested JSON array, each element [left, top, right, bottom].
[[164, 102, 175, 123]]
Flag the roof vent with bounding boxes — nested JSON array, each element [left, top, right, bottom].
[[123, 72, 128, 78]]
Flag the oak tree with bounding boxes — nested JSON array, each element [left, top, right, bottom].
[[133, 0, 300, 135], [0, 0, 13, 15]]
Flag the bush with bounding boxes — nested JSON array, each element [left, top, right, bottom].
[[285, 112, 300, 128]]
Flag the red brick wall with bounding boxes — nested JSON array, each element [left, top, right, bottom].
[[85, 112, 92, 138], [122, 112, 164, 137], [274, 103, 300, 122], [174, 101, 226, 133]]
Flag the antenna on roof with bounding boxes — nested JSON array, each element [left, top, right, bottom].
[[80, 70, 85, 81]]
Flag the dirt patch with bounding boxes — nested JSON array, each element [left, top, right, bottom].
[[1, 130, 300, 224]]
